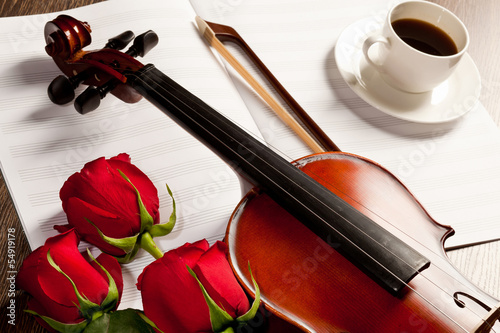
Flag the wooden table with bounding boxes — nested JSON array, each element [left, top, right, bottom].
[[0, 0, 498, 332]]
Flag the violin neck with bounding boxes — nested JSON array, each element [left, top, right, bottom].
[[126, 64, 430, 295]]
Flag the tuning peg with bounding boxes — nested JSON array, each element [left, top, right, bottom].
[[105, 30, 135, 50], [47, 72, 87, 105], [126, 30, 159, 58], [74, 81, 116, 114]]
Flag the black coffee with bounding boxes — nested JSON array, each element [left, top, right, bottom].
[[391, 18, 458, 56]]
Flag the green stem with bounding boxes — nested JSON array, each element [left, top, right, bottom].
[[91, 310, 104, 321], [140, 232, 164, 259]]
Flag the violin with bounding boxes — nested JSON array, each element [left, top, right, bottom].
[[44, 15, 500, 332]]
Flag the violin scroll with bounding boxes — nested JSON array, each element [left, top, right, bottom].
[[45, 15, 159, 113], [45, 15, 92, 60]]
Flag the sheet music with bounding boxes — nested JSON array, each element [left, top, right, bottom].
[[0, 0, 261, 309], [191, 0, 500, 249], [2, 0, 500, 311]]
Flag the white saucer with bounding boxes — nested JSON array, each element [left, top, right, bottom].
[[334, 17, 481, 124]]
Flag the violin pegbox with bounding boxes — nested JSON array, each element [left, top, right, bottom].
[[45, 15, 159, 114]]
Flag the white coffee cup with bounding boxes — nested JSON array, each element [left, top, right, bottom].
[[362, 1, 469, 93]]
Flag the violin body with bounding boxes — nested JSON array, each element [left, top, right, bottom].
[[227, 152, 499, 332]]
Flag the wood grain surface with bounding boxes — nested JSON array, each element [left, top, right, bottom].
[[0, 0, 498, 332]]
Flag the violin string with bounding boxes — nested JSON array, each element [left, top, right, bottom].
[[301, 162, 496, 331], [291, 157, 486, 288], [131, 69, 486, 332], [209, 86, 498, 329], [211, 104, 482, 311], [126, 68, 491, 332], [209, 43, 495, 314], [291, 157, 499, 332]]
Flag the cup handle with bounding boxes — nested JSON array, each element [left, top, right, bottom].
[[362, 35, 390, 72]]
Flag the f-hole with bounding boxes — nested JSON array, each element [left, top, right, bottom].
[[454, 292, 493, 311], [454, 292, 500, 324]]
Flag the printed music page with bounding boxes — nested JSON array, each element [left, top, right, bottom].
[[2, 0, 500, 311], [0, 0, 262, 309]]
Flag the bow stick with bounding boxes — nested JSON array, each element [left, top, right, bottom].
[[195, 17, 340, 153]]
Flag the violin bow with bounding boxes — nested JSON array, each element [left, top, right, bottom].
[[195, 17, 340, 153]]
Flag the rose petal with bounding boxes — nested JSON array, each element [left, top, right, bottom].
[[60, 158, 141, 224], [53, 224, 72, 233], [27, 297, 84, 331], [106, 157, 160, 225], [92, 253, 124, 302], [17, 247, 80, 323], [193, 241, 250, 318], [16, 246, 44, 290], [37, 230, 110, 307], [138, 241, 212, 332], [110, 153, 131, 163], [17, 232, 102, 324], [174, 240, 209, 267], [64, 197, 135, 256]]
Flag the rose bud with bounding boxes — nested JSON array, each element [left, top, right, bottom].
[[55, 153, 176, 263], [16, 229, 123, 332], [137, 239, 260, 333]]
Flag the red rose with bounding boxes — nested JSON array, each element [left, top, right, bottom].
[[137, 240, 258, 332], [16, 229, 123, 332], [56, 153, 175, 262]]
